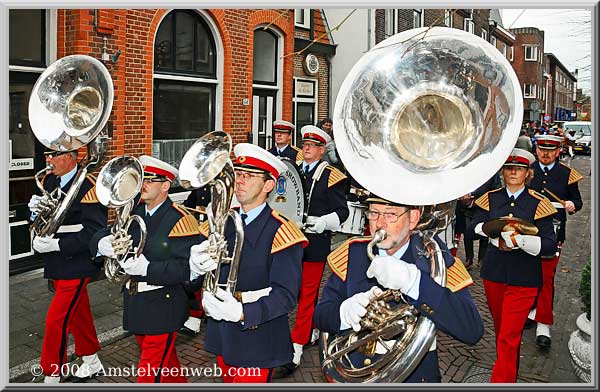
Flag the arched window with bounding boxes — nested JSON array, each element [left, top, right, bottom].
[[253, 29, 277, 85], [153, 10, 218, 172]]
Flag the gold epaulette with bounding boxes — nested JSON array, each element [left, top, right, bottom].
[[81, 175, 99, 204], [326, 166, 347, 188], [327, 236, 371, 282], [296, 150, 304, 163], [169, 204, 201, 237], [446, 257, 473, 292], [198, 220, 210, 238], [270, 210, 308, 254], [473, 188, 502, 211], [568, 167, 584, 185], [291, 145, 301, 153], [528, 189, 558, 220]]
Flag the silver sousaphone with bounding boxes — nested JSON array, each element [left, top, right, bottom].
[[320, 27, 523, 383], [266, 157, 306, 227]]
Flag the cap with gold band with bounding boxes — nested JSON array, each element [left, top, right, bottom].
[[233, 143, 287, 180], [301, 125, 331, 145], [139, 155, 178, 182], [273, 120, 295, 134], [536, 134, 563, 150], [503, 148, 535, 168]]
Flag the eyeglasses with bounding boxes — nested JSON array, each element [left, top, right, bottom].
[[235, 171, 267, 181], [366, 209, 410, 223], [45, 152, 70, 159], [302, 143, 321, 149]]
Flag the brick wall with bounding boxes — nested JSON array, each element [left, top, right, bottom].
[[510, 27, 545, 119], [56, 8, 295, 163]]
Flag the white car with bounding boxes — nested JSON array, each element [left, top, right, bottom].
[[564, 121, 592, 155]]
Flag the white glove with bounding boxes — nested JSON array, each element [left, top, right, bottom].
[[119, 254, 149, 276], [305, 212, 340, 234], [32, 237, 60, 254], [97, 235, 116, 257], [202, 288, 243, 322], [500, 231, 518, 249], [189, 240, 218, 280], [366, 255, 421, 296], [339, 286, 382, 332], [474, 222, 487, 237], [28, 195, 43, 214], [513, 234, 541, 256]]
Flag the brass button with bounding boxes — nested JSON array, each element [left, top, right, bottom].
[[543, 181, 547, 184], [165, 293, 171, 299], [510, 202, 515, 207], [364, 358, 372, 366], [508, 213, 513, 217], [544, 172, 548, 176]]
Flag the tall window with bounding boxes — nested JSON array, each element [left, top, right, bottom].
[[10, 9, 45, 67], [444, 10, 453, 27], [481, 29, 488, 41], [385, 9, 397, 37], [253, 30, 278, 85], [510, 46, 514, 61], [524, 45, 538, 61], [413, 9, 424, 28], [463, 18, 475, 33], [490, 36, 497, 47], [153, 10, 218, 170]]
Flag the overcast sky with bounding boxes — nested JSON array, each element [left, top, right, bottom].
[[500, 9, 592, 94]]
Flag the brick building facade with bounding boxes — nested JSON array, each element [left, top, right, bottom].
[[544, 53, 577, 122], [510, 27, 546, 124]]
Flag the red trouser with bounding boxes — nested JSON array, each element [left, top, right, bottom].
[[189, 289, 204, 319], [41, 278, 100, 377], [291, 261, 326, 345], [483, 279, 538, 383], [451, 233, 463, 257], [216, 356, 272, 383], [534, 243, 562, 325], [135, 333, 186, 383]]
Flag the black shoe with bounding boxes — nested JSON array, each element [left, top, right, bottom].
[[536, 335, 551, 348], [272, 362, 298, 379], [524, 319, 536, 330]]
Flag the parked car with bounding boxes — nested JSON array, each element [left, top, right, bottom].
[[564, 121, 592, 155]]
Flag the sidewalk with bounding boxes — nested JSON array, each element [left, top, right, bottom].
[[9, 156, 591, 384]]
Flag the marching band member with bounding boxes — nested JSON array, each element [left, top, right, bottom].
[[314, 195, 483, 382], [526, 134, 583, 347], [28, 150, 108, 383], [93, 156, 200, 383], [192, 143, 307, 383], [285, 125, 349, 371], [267, 120, 302, 162], [469, 148, 557, 382]]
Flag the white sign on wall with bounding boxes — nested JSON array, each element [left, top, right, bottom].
[[10, 158, 34, 171]]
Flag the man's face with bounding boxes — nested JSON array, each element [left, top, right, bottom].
[[141, 179, 169, 203], [367, 203, 420, 253], [45, 152, 75, 176], [302, 141, 325, 163], [234, 170, 273, 206], [536, 147, 560, 165], [502, 166, 528, 187], [322, 121, 332, 134], [273, 131, 291, 147]]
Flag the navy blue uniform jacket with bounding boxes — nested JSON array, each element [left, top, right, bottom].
[[268, 144, 301, 162], [91, 200, 200, 335], [198, 205, 307, 368], [35, 171, 108, 280], [469, 187, 558, 287], [314, 234, 483, 383], [303, 161, 349, 261], [529, 162, 583, 242]]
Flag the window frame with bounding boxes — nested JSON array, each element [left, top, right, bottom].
[[510, 46, 514, 61], [412, 9, 424, 28], [295, 9, 310, 29], [385, 9, 397, 37], [524, 45, 538, 62], [524, 83, 537, 98], [444, 9, 453, 27], [252, 29, 278, 86], [490, 35, 497, 47], [481, 29, 488, 41], [463, 18, 475, 34], [9, 9, 47, 68]]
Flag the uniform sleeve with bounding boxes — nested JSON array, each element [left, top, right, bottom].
[[58, 181, 108, 258], [567, 182, 583, 212], [467, 205, 489, 237], [537, 214, 558, 258], [329, 180, 350, 224], [145, 234, 200, 286], [241, 243, 303, 330], [313, 272, 347, 334], [407, 257, 484, 345]]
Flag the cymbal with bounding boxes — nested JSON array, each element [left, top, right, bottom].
[[482, 216, 538, 237]]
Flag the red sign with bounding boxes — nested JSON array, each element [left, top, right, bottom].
[[544, 114, 551, 122]]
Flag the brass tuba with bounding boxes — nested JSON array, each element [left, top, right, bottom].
[[96, 156, 147, 284], [320, 27, 523, 382], [29, 55, 113, 238], [178, 131, 245, 295]]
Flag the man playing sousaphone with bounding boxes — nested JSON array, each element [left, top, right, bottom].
[[525, 134, 584, 347], [314, 195, 483, 382], [93, 156, 201, 383], [469, 148, 558, 382]]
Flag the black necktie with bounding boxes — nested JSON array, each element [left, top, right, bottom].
[[241, 213, 248, 227], [544, 167, 549, 174], [303, 165, 309, 175], [509, 195, 515, 203]]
